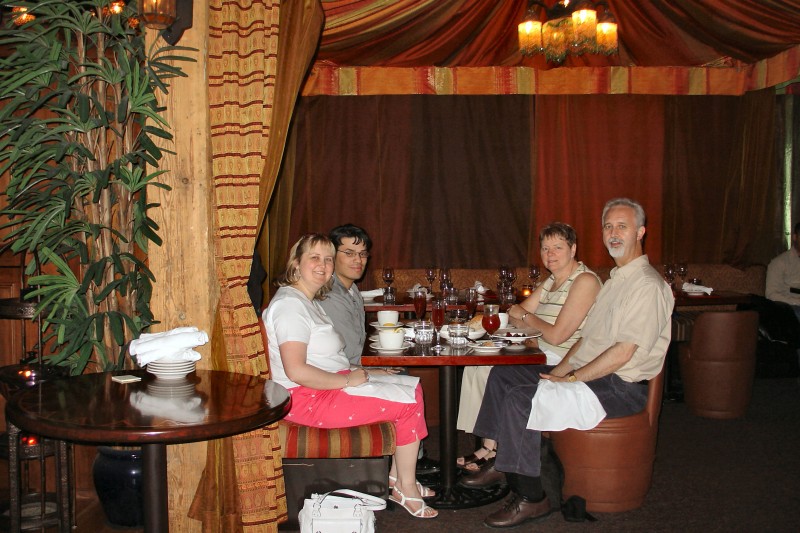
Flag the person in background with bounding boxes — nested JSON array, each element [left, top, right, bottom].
[[766, 221, 800, 322], [461, 198, 674, 528], [456, 222, 602, 472], [263, 234, 437, 519], [319, 224, 372, 365]]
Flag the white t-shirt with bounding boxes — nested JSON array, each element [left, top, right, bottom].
[[262, 286, 350, 389]]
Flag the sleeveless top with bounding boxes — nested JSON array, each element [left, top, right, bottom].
[[536, 262, 601, 358]]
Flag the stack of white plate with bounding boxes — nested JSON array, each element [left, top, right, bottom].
[[147, 379, 196, 398], [146, 360, 196, 380]]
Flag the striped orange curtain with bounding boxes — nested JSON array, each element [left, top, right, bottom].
[[190, 0, 324, 530]]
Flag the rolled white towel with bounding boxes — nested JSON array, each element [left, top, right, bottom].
[[361, 288, 384, 299], [130, 329, 208, 356], [682, 282, 713, 295]]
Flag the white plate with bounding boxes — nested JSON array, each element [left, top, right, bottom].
[[468, 341, 504, 354], [491, 328, 542, 341], [147, 369, 195, 380], [369, 341, 412, 354], [369, 321, 405, 330], [439, 325, 486, 341], [148, 361, 195, 369], [683, 291, 706, 297]]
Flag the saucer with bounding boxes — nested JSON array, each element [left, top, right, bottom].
[[369, 341, 412, 354]]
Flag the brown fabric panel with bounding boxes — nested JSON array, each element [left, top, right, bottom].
[[662, 91, 783, 266], [534, 95, 666, 269]]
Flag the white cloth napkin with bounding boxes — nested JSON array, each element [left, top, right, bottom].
[[130, 391, 207, 423], [682, 282, 713, 295], [473, 281, 486, 294], [408, 283, 429, 293], [130, 327, 208, 366], [343, 373, 420, 404], [526, 380, 607, 431], [361, 288, 384, 299]]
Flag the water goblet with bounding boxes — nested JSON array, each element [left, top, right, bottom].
[[425, 267, 437, 294], [482, 304, 501, 336], [676, 262, 688, 284], [464, 287, 478, 319], [413, 321, 434, 350], [663, 264, 676, 288], [528, 264, 541, 285], [382, 267, 394, 288], [413, 288, 427, 320], [505, 268, 517, 286], [440, 268, 452, 292]]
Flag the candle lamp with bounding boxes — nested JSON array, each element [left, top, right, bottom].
[[521, 284, 534, 298]]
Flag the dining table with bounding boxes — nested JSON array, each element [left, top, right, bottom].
[[5, 369, 291, 533], [361, 340, 545, 509]]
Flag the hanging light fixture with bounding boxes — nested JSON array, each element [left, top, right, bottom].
[[139, 0, 193, 45], [518, 0, 618, 63]]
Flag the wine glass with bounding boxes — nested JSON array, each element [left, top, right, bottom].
[[440, 268, 452, 292], [431, 297, 446, 345], [413, 288, 427, 320], [482, 304, 501, 337], [424, 266, 437, 294], [528, 264, 541, 285], [382, 267, 394, 288], [676, 262, 688, 285], [498, 265, 510, 284], [663, 263, 676, 287], [464, 287, 478, 319], [506, 268, 517, 286]]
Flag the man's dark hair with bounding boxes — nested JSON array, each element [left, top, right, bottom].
[[329, 224, 372, 251]]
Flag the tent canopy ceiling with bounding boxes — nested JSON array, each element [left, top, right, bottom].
[[315, 0, 800, 69]]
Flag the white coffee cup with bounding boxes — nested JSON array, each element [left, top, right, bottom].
[[377, 310, 400, 326], [499, 312, 509, 329], [378, 329, 405, 349]]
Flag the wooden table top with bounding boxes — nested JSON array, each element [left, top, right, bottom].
[[674, 290, 753, 307], [6, 369, 291, 445], [361, 346, 546, 367]]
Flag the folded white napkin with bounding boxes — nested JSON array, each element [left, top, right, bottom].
[[343, 373, 420, 403], [130, 391, 207, 423], [361, 288, 384, 299], [473, 281, 486, 294], [682, 282, 713, 295], [526, 380, 606, 431], [130, 327, 208, 366], [408, 284, 428, 293]]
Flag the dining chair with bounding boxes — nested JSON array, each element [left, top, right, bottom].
[[257, 319, 396, 529], [549, 367, 665, 513], [678, 310, 759, 419]]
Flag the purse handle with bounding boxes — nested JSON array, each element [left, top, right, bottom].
[[316, 489, 387, 511]]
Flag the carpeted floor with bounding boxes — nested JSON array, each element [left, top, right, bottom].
[[372, 377, 800, 532]]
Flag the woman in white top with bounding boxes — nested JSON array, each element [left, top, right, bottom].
[[262, 234, 437, 519], [457, 222, 602, 471]]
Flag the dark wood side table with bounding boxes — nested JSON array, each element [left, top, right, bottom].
[[5, 369, 291, 533], [362, 346, 546, 509]]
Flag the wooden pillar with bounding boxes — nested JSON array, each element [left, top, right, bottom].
[[148, 3, 215, 531]]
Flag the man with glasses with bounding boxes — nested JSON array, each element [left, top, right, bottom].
[[320, 224, 372, 365]]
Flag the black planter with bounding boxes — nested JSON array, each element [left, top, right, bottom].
[[92, 446, 144, 528]]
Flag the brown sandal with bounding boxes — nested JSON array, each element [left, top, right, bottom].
[[457, 445, 496, 471]]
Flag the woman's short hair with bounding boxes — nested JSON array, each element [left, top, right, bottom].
[[276, 233, 335, 299], [539, 222, 577, 247]]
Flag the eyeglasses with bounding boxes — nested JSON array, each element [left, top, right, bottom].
[[337, 249, 370, 260]]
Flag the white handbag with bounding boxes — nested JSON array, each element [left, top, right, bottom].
[[298, 489, 386, 533]]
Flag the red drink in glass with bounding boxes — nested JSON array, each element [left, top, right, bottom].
[[414, 293, 427, 320], [482, 314, 501, 336], [432, 306, 445, 329]]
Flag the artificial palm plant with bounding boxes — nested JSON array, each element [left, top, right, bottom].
[[0, 1, 192, 374]]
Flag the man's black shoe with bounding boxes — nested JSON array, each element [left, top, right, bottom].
[[416, 455, 440, 475], [484, 493, 551, 528]]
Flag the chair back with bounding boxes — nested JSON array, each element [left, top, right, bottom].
[[645, 365, 665, 426], [687, 310, 759, 362]]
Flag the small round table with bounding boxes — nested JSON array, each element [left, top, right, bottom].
[[5, 369, 291, 533]]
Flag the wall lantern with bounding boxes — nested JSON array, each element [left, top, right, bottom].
[[139, 0, 193, 45]]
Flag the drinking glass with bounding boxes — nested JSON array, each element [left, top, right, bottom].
[[499, 288, 516, 313], [440, 268, 452, 292], [448, 308, 469, 324], [383, 286, 396, 304], [506, 268, 517, 286], [464, 287, 478, 319], [431, 297, 446, 345], [425, 267, 437, 294], [382, 267, 394, 288], [676, 262, 688, 284], [413, 288, 427, 320], [413, 321, 434, 348], [447, 324, 470, 349], [482, 304, 501, 336], [498, 265, 510, 283], [528, 264, 541, 285], [663, 263, 676, 287]]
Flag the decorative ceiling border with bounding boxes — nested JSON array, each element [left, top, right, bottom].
[[302, 44, 800, 97]]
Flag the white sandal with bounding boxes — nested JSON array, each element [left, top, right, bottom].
[[388, 486, 438, 519], [389, 475, 435, 498]]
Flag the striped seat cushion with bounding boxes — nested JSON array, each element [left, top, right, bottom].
[[278, 420, 396, 459]]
